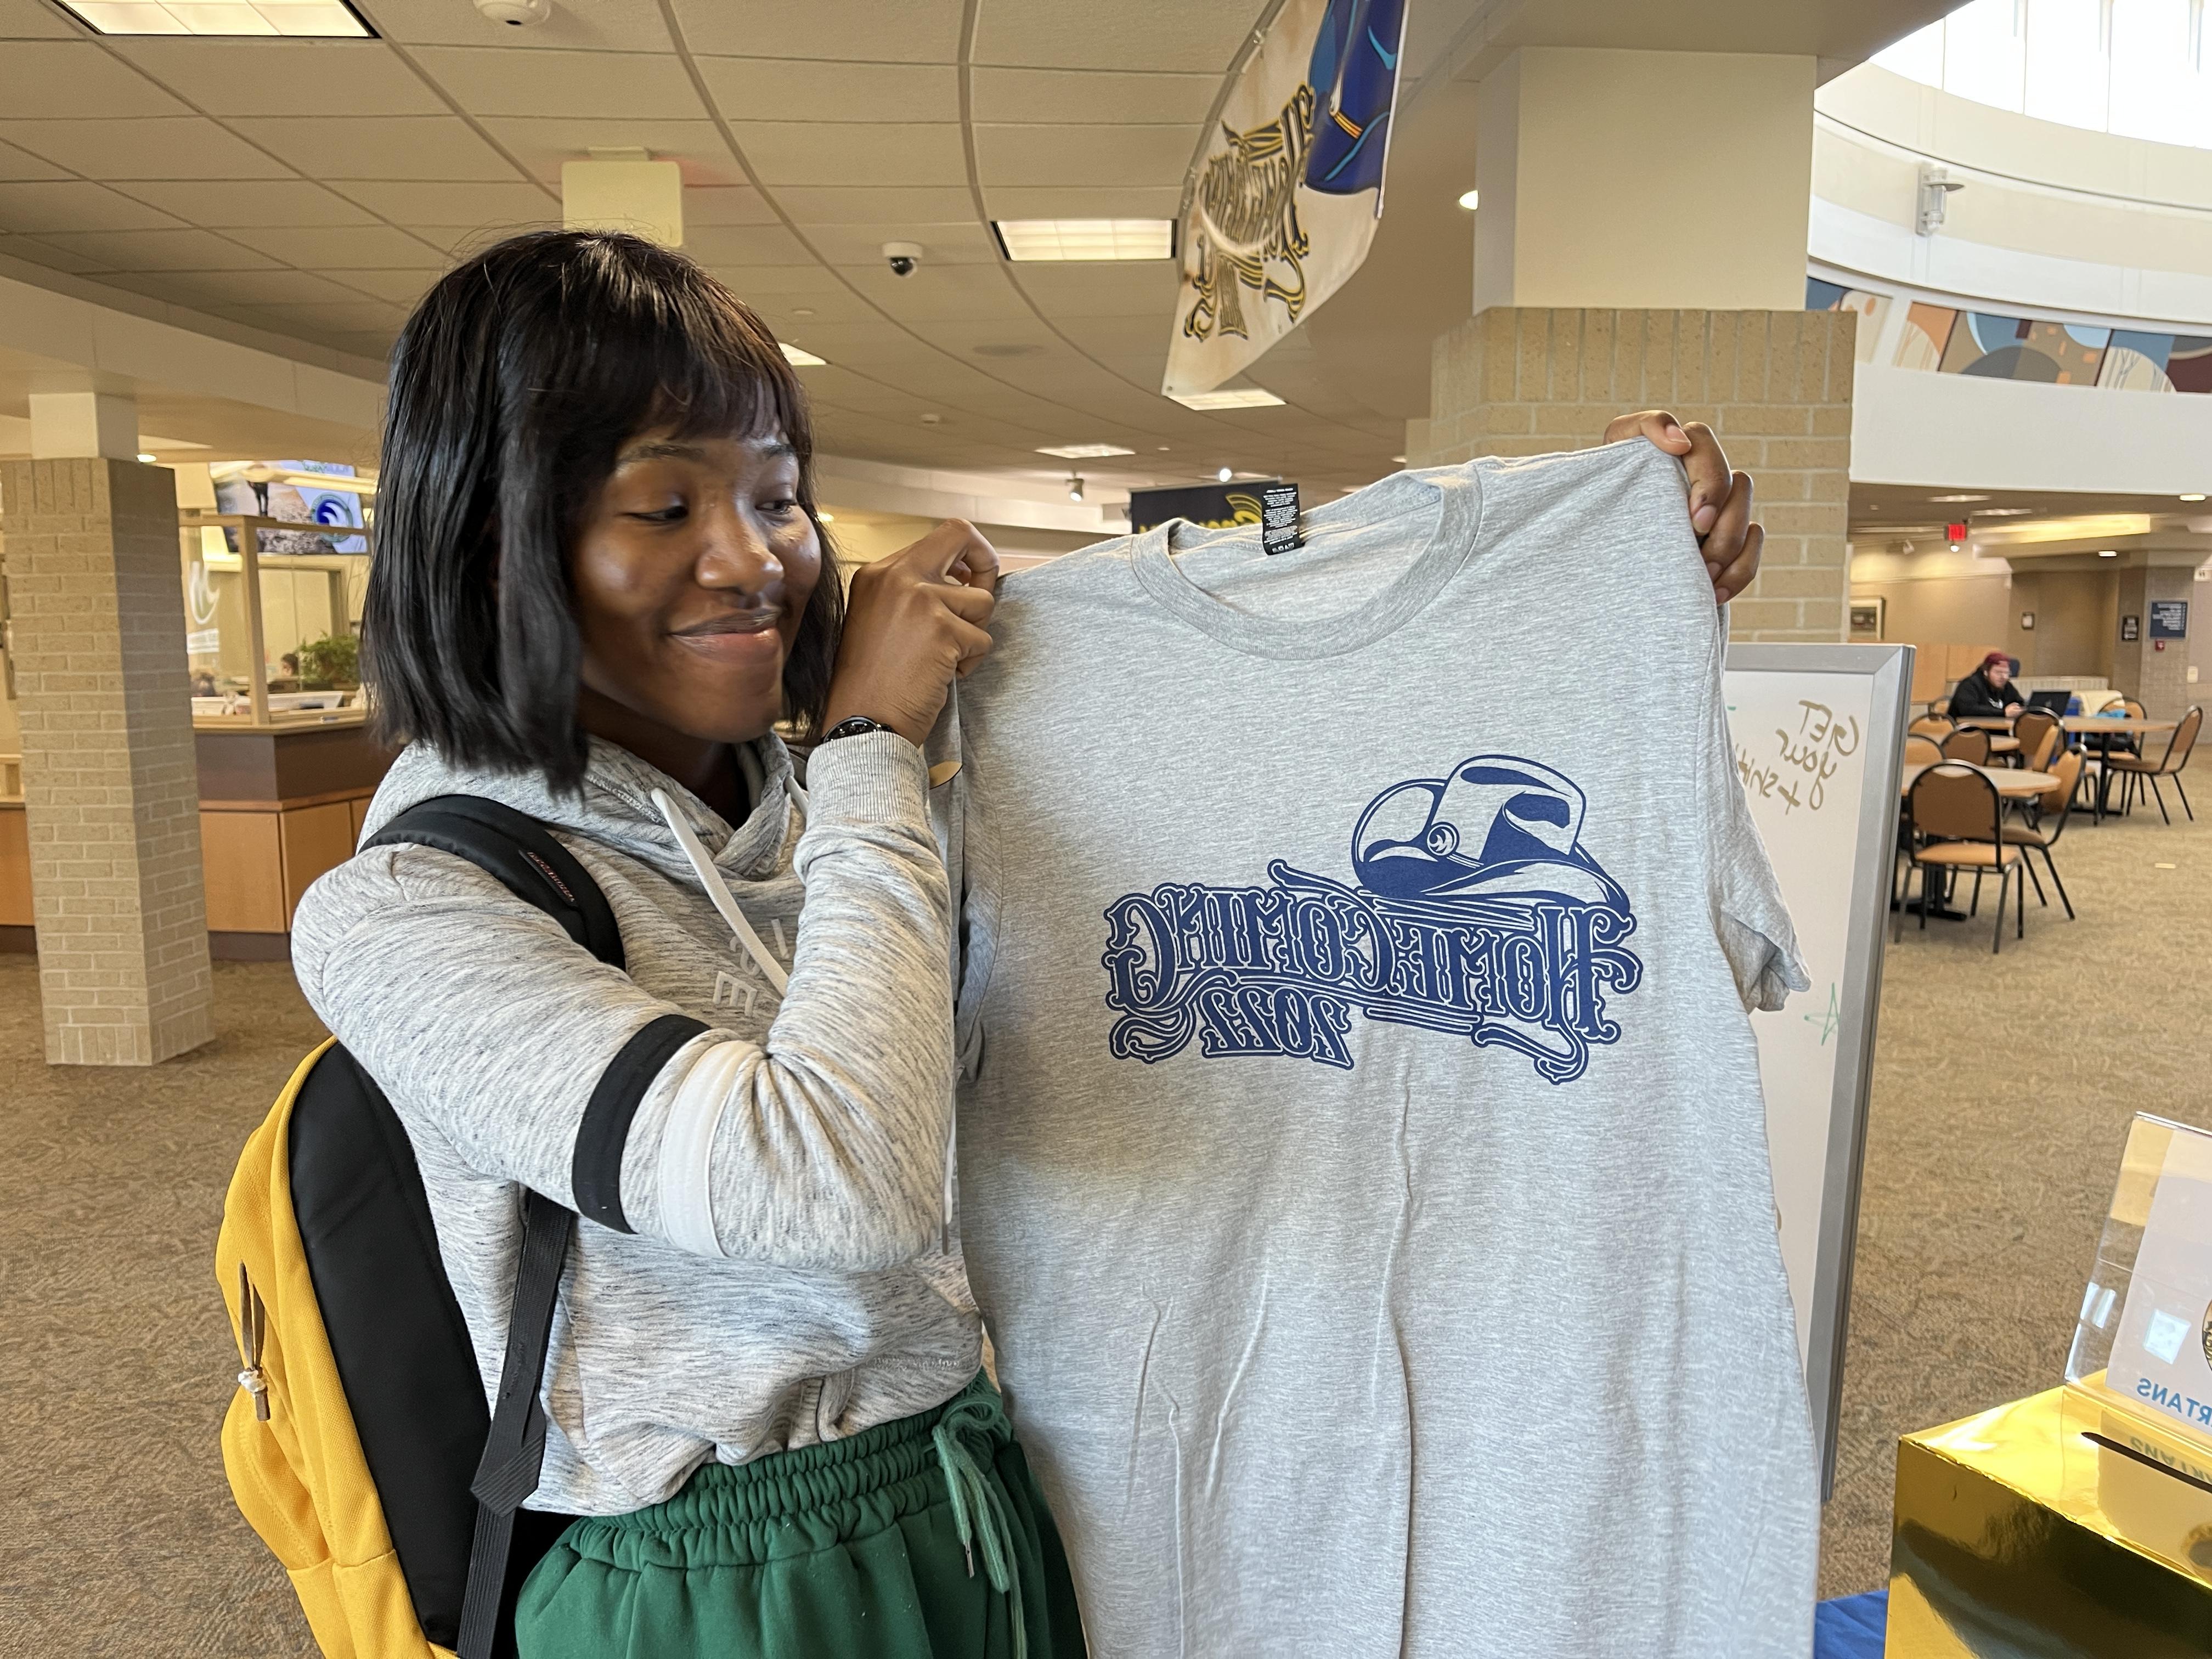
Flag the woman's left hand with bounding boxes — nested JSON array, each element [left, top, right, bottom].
[[1604, 410, 1763, 605]]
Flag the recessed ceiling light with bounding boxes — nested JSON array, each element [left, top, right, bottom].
[[817, 511, 835, 522], [2183, 493, 2208, 501], [1457, 190, 1480, 210], [2097, 549, 2119, 557], [57, 0, 372, 35], [1391, 454, 1407, 464], [1036, 443, 1135, 460], [1170, 387, 1285, 410], [1972, 506, 2034, 517], [1216, 466, 1233, 483], [778, 342, 826, 366], [1927, 493, 1989, 503], [992, 219, 1175, 262], [136, 452, 157, 463]]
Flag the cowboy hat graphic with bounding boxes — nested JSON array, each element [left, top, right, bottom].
[[1351, 755, 1628, 909]]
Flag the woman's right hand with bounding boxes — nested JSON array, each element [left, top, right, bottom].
[[823, 518, 998, 746]]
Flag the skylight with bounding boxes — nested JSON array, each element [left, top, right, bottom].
[[1168, 388, 1286, 410], [993, 221, 1176, 262], [1872, 0, 2212, 150], [58, 0, 372, 35], [1035, 443, 1136, 459]]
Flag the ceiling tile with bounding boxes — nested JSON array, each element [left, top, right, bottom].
[[974, 123, 1197, 190], [677, 223, 814, 265], [331, 179, 556, 226], [719, 285, 877, 326], [477, 117, 739, 185], [358, 0, 676, 53], [0, 43, 189, 119], [840, 262, 1035, 323], [97, 267, 375, 308], [225, 117, 520, 182], [804, 221, 999, 267], [695, 59, 958, 124], [0, 139, 69, 183], [972, 68, 1220, 125], [730, 122, 966, 189], [667, 0, 962, 63], [1011, 263, 1182, 315], [980, 184, 1182, 219], [111, 179, 379, 228], [109, 40, 447, 116], [0, 179, 185, 234], [0, 232, 110, 273], [241, 224, 449, 267], [0, 117, 295, 182], [0, 0, 79, 37], [236, 300, 410, 331], [972, 0, 1259, 71], [319, 267, 443, 304], [774, 186, 977, 225], [409, 46, 703, 120], [36, 227, 281, 272], [701, 263, 853, 298], [684, 184, 778, 226]]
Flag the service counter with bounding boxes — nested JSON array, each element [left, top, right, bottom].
[[0, 719, 393, 958]]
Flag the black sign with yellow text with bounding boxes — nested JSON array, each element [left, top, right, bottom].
[[1128, 479, 1286, 533]]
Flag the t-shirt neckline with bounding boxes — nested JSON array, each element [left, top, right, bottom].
[[1128, 464, 1485, 661]]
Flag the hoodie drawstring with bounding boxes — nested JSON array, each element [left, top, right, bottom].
[[932, 1392, 1028, 1659], [650, 787, 791, 994]]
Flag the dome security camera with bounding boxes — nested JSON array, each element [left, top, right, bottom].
[[883, 241, 924, 278], [475, 0, 551, 25]]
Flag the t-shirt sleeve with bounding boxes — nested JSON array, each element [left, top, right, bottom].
[[1700, 624, 1812, 1014]]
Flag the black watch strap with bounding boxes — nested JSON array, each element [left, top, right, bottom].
[[820, 715, 890, 744]]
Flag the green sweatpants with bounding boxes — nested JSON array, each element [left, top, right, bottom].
[[514, 1373, 1087, 1659]]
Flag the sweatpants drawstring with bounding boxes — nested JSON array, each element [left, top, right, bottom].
[[932, 1395, 1027, 1659]]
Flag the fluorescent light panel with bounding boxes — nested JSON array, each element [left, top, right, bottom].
[[1035, 443, 1135, 459], [994, 219, 1174, 262], [1170, 387, 1285, 410], [59, 0, 371, 34], [779, 342, 826, 366]]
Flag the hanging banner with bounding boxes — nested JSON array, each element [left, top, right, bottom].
[[1164, 0, 1409, 399]]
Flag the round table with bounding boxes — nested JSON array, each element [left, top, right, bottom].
[[1900, 763, 2058, 799], [2060, 718, 2177, 820]]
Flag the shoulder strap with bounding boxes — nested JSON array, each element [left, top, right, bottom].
[[365, 794, 624, 970], [360, 793, 612, 1659]]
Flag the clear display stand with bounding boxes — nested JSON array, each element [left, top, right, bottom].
[[2069, 1113, 2212, 1455]]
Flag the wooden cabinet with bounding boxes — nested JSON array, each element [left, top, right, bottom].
[[0, 805, 31, 930], [200, 809, 286, 933]]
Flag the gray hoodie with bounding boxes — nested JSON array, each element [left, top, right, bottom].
[[289, 728, 981, 1516]]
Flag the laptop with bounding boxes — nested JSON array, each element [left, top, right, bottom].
[[2025, 689, 2072, 715]]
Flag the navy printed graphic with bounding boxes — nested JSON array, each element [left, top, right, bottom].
[[1101, 755, 1641, 1084]]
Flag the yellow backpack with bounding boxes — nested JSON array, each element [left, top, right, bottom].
[[217, 797, 624, 1659]]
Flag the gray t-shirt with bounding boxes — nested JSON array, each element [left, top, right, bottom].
[[952, 441, 1816, 1657]]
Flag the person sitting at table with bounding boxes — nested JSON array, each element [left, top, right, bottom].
[[1950, 651, 2024, 721]]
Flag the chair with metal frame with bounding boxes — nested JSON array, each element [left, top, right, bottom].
[[1940, 726, 1991, 766], [1897, 763, 2029, 954], [1903, 733, 1942, 767], [1999, 747, 2084, 920], [2108, 704, 2201, 823], [1908, 715, 1954, 743], [2012, 709, 2059, 772]]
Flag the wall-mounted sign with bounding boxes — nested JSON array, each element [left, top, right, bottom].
[[2123, 614, 2141, 641], [2149, 599, 2190, 639], [2020, 612, 2036, 630], [1128, 480, 1284, 533]]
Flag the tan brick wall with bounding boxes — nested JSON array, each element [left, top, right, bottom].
[[1415, 307, 1857, 643], [1, 458, 213, 1065]]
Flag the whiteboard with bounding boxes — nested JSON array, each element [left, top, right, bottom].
[[1724, 643, 1914, 1497]]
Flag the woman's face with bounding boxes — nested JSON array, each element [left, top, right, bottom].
[[571, 428, 822, 747]]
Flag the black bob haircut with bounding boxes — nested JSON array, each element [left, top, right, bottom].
[[363, 228, 843, 793]]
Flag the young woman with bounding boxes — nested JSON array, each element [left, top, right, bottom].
[[291, 228, 1762, 1659]]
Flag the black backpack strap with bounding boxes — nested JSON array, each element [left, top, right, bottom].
[[365, 795, 624, 970], [362, 794, 622, 1659]]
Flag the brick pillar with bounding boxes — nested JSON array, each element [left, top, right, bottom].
[[1, 459, 212, 1064], [1415, 307, 1857, 643], [2115, 566, 2197, 720]]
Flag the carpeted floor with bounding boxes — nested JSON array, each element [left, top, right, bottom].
[[1, 787, 2205, 1651]]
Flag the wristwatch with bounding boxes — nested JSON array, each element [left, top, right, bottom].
[[819, 715, 891, 744]]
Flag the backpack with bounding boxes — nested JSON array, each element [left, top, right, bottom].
[[217, 796, 627, 1659]]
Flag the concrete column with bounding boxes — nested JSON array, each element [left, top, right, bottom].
[[1425, 50, 1847, 642], [1, 393, 213, 1063]]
